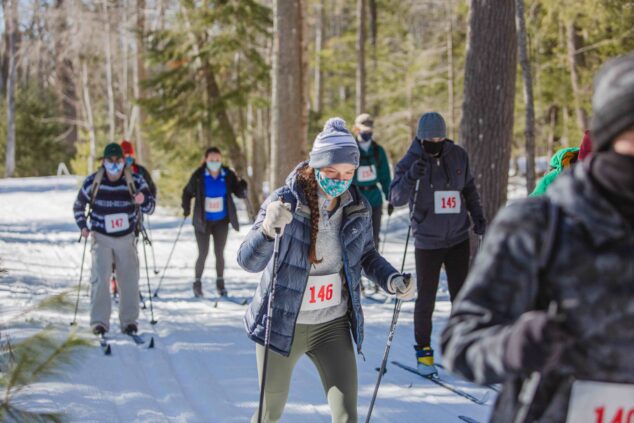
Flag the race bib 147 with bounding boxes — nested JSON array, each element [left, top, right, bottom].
[[104, 213, 130, 233], [566, 380, 634, 423]]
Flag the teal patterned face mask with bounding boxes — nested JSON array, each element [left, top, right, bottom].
[[315, 169, 352, 198]]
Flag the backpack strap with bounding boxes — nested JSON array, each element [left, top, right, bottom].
[[371, 141, 381, 168], [89, 167, 105, 208], [536, 200, 562, 308], [123, 166, 137, 198]]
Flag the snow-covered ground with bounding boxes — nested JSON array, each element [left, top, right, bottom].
[[0, 176, 494, 422]]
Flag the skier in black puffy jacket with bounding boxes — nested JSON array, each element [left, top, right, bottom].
[[441, 53, 634, 423]]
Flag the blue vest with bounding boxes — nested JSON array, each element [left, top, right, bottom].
[[204, 169, 228, 221]]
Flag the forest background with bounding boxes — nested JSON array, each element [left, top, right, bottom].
[[1, 0, 633, 222]]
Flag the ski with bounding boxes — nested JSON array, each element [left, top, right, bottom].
[[217, 294, 248, 306], [391, 361, 489, 405], [125, 333, 155, 349], [458, 416, 480, 423], [97, 334, 111, 355], [435, 363, 501, 393]]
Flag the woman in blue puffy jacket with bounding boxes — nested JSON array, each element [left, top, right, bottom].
[[237, 118, 415, 423]]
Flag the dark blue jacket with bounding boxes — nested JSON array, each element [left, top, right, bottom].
[[389, 139, 484, 249], [237, 162, 398, 357]]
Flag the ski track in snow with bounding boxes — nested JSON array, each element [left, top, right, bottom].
[[0, 176, 494, 422]]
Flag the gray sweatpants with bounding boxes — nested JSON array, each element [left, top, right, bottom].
[[89, 232, 139, 332], [253, 316, 358, 423]]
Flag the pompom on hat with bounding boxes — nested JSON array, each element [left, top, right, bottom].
[[308, 117, 360, 169]]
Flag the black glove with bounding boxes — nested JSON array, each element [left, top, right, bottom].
[[237, 179, 248, 196], [503, 310, 572, 374], [183, 208, 190, 218], [387, 203, 394, 216], [407, 159, 427, 181], [473, 216, 486, 235]]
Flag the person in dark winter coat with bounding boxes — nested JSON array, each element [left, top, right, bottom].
[[182, 147, 248, 297], [237, 118, 415, 423], [389, 111, 486, 376], [120, 140, 157, 198], [441, 52, 634, 423]]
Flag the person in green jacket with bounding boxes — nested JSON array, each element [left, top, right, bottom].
[[351, 113, 392, 248], [530, 131, 594, 197], [530, 147, 579, 197]]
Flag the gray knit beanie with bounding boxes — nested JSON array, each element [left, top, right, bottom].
[[590, 52, 634, 152], [416, 112, 447, 140], [309, 117, 360, 168]]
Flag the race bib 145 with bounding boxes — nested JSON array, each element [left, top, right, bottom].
[[434, 190, 461, 214]]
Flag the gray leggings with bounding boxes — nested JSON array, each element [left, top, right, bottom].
[[253, 316, 358, 423]]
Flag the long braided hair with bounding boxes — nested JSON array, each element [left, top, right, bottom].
[[297, 164, 322, 265]]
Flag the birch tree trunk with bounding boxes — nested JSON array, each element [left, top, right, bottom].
[[54, 0, 78, 153], [313, 0, 324, 116], [460, 0, 517, 222], [270, 0, 307, 189], [103, 0, 116, 144], [134, 0, 151, 165], [446, 0, 455, 139], [355, 0, 366, 115], [515, 0, 536, 193], [566, 20, 589, 132], [4, 0, 17, 177], [81, 62, 97, 174]]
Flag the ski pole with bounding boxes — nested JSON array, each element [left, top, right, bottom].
[[70, 234, 89, 326], [380, 210, 391, 255], [146, 215, 160, 275], [366, 179, 421, 423], [514, 301, 558, 423], [257, 228, 282, 423], [153, 217, 186, 298], [140, 224, 158, 325]]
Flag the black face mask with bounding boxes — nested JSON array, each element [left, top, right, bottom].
[[422, 140, 445, 157], [591, 151, 634, 222]]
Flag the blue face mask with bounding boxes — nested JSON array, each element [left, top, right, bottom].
[[206, 161, 222, 172], [359, 132, 373, 142], [315, 169, 352, 198], [104, 161, 125, 176], [125, 156, 134, 166]]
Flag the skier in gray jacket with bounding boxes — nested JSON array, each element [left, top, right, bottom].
[[238, 118, 415, 423], [441, 53, 634, 422]]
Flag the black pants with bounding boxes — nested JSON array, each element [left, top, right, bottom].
[[414, 238, 470, 348], [194, 219, 230, 281], [371, 205, 382, 248]]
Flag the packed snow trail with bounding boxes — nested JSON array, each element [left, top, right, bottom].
[[0, 176, 494, 422]]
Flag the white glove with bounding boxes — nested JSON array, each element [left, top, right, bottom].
[[261, 200, 293, 238], [389, 273, 416, 301]]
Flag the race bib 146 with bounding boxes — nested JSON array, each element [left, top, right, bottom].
[[434, 190, 461, 214], [566, 380, 634, 423], [301, 274, 342, 312], [104, 213, 130, 233]]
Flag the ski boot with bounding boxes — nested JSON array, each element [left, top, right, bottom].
[[92, 324, 107, 336], [123, 323, 138, 335], [415, 346, 438, 377], [193, 280, 203, 298], [216, 277, 227, 297]]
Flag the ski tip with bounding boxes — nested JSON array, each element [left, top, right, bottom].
[[148, 337, 155, 349], [241, 299, 248, 306], [481, 391, 490, 404], [151, 320, 158, 325]]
